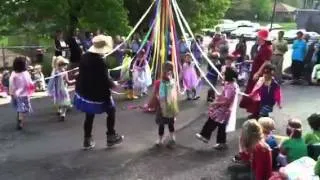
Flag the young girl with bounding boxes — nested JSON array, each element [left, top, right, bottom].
[[229, 119, 273, 180], [33, 65, 46, 92], [249, 64, 282, 117], [279, 118, 308, 166], [206, 52, 221, 102], [47, 56, 75, 121], [182, 53, 199, 100], [9, 57, 35, 130], [132, 49, 152, 97], [155, 62, 179, 146], [196, 67, 238, 150], [143, 79, 161, 113]]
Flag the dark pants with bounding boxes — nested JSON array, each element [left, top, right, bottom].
[[200, 118, 227, 143], [84, 107, 116, 138], [291, 60, 304, 80], [158, 118, 175, 136]]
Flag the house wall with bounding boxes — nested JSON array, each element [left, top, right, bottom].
[[296, 9, 320, 33]]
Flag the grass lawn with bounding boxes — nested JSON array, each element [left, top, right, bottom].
[[260, 21, 297, 31], [0, 36, 8, 46]]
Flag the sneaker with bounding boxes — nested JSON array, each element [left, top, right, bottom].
[[16, 120, 23, 130], [195, 133, 209, 144], [107, 134, 124, 147], [83, 137, 95, 150], [214, 143, 227, 150], [155, 137, 164, 146], [232, 154, 243, 163], [193, 96, 200, 100]]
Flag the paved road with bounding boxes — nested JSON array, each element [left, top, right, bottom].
[[0, 84, 317, 180]]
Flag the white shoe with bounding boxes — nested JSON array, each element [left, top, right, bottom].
[[214, 143, 227, 150], [156, 137, 164, 146], [195, 133, 209, 144]]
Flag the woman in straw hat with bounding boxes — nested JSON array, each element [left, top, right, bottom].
[[74, 35, 124, 150], [240, 29, 273, 119]]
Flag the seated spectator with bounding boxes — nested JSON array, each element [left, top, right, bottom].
[[315, 156, 320, 177], [305, 113, 320, 145], [229, 119, 272, 180], [279, 119, 308, 165], [258, 117, 280, 169]]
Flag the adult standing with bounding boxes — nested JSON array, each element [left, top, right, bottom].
[[219, 34, 229, 64], [191, 35, 203, 64], [233, 35, 247, 63], [74, 35, 124, 150], [67, 28, 84, 68], [239, 30, 273, 118], [291, 31, 307, 84], [271, 31, 288, 83], [82, 32, 93, 52], [54, 30, 68, 58]]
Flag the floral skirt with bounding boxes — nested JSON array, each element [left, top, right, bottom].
[[73, 93, 115, 114], [12, 96, 32, 113]]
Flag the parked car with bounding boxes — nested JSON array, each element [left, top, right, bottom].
[[306, 31, 320, 41], [235, 20, 253, 28], [284, 29, 307, 43], [230, 27, 258, 40], [265, 23, 283, 30], [214, 23, 237, 36]]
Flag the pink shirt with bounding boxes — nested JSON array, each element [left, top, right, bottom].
[[9, 71, 34, 97]]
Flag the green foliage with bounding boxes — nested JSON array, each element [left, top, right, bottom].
[[177, 0, 231, 30], [0, 0, 130, 36], [250, 0, 272, 21]]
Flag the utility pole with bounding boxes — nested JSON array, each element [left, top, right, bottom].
[[270, 0, 277, 31]]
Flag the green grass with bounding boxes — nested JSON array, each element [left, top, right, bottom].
[[259, 21, 297, 31], [0, 36, 8, 46]]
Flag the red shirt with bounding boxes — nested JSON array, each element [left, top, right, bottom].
[[241, 142, 272, 180]]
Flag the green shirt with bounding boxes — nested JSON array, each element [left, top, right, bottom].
[[304, 131, 320, 145], [282, 138, 308, 163]]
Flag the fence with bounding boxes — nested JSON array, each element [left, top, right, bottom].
[[0, 45, 50, 68]]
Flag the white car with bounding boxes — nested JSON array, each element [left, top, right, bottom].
[[265, 24, 283, 30], [235, 20, 253, 27], [306, 31, 320, 41], [215, 23, 237, 34], [231, 27, 258, 40]]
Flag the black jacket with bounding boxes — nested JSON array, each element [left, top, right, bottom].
[[75, 52, 114, 102], [67, 37, 83, 63]]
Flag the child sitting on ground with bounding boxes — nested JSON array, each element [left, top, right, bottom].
[[249, 64, 282, 117], [229, 119, 273, 180], [278, 118, 308, 166], [305, 113, 320, 145], [196, 67, 238, 150]]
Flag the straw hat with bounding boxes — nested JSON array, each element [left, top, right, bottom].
[[88, 35, 113, 54]]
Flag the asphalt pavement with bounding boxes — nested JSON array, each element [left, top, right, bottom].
[[0, 83, 317, 180]]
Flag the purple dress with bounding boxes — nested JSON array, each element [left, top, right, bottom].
[[182, 62, 198, 90]]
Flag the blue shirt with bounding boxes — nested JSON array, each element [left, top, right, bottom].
[[292, 39, 307, 61]]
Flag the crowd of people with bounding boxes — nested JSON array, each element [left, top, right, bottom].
[[0, 26, 320, 179]]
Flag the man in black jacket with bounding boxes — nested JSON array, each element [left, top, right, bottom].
[[74, 35, 124, 150]]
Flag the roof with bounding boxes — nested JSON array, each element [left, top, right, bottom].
[[275, 2, 297, 13]]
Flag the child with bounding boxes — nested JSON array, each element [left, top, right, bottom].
[[155, 62, 179, 146], [47, 56, 75, 121], [305, 113, 320, 145], [182, 53, 199, 100], [279, 118, 308, 166], [9, 57, 35, 130], [258, 117, 280, 170], [220, 55, 236, 82], [132, 49, 152, 97], [229, 119, 272, 180], [196, 67, 238, 150], [33, 65, 46, 92], [206, 52, 221, 102], [250, 64, 282, 117]]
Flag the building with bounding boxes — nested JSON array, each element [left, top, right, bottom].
[[275, 2, 297, 21]]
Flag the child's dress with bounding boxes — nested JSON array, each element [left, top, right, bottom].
[[250, 77, 281, 117], [156, 79, 179, 124], [132, 57, 152, 93], [9, 71, 35, 113], [47, 70, 71, 107], [182, 62, 199, 91]]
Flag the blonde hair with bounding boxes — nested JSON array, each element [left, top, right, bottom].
[[258, 117, 275, 134], [241, 119, 263, 149], [52, 56, 58, 70], [52, 56, 69, 70]]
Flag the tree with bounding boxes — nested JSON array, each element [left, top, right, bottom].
[[0, 0, 130, 36], [250, 0, 272, 21]]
